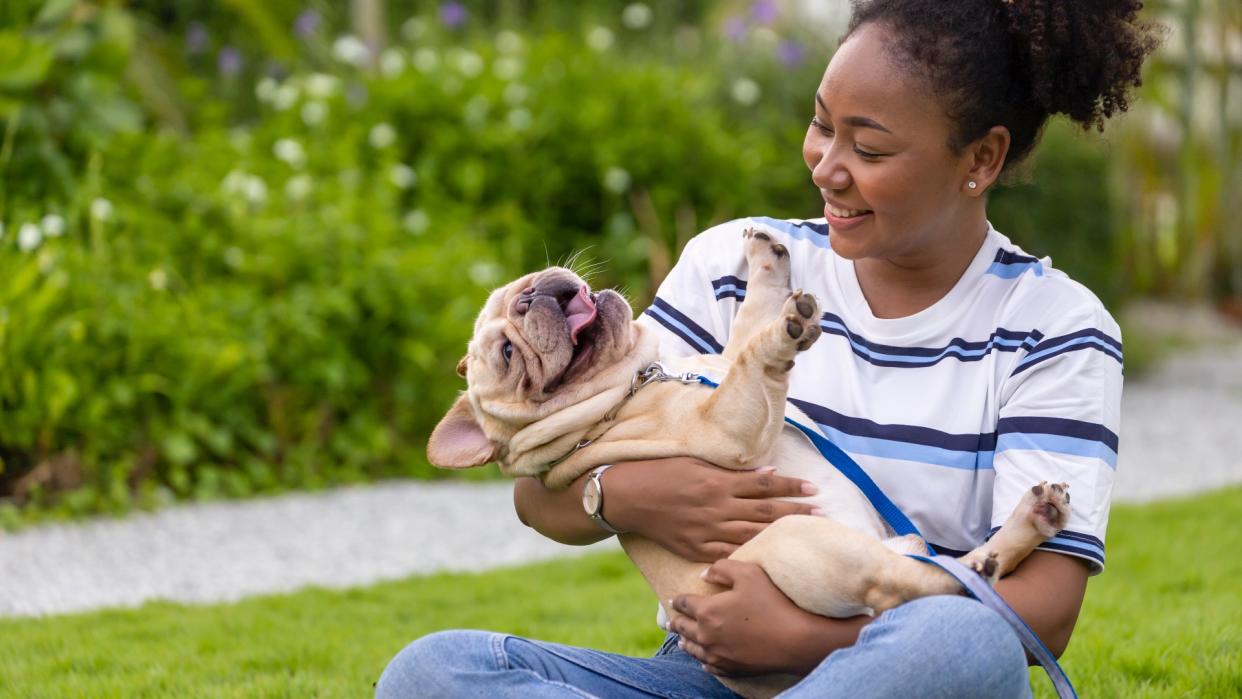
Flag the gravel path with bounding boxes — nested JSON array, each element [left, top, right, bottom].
[[2, 344, 1241, 619]]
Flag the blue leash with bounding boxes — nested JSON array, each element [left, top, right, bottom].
[[685, 371, 1077, 699]]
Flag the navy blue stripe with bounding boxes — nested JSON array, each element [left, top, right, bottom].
[[994, 249, 1041, 266], [648, 298, 724, 354], [992, 526, 1104, 551], [1013, 332, 1124, 376], [1030, 328, 1123, 355], [710, 276, 747, 292], [790, 398, 994, 453], [929, 543, 972, 557], [997, 417, 1119, 454]]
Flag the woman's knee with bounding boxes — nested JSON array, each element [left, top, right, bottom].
[[375, 630, 500, 698], [885, 595, 1030, 693]]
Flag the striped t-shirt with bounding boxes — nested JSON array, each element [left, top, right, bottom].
[[636, 216, 1122, 574]]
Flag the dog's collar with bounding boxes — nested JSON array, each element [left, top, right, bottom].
[[546, 362, 705, 467]]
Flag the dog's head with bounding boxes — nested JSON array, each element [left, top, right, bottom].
[[427, 266, 637, 470]]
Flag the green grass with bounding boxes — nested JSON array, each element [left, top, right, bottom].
[[2, 489, 1240, 698]]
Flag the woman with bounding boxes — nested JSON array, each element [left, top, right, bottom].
[[377, 1, 1161, 696]]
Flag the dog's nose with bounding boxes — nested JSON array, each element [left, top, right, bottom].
[[515, 287, 535, 315], [516, 279, 581, 316]]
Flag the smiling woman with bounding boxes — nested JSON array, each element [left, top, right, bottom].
[[381, 1, 1164, 698]]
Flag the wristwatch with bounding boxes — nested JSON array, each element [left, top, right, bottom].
[[582, 464, 626, 534]]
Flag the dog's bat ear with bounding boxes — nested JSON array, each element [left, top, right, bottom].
[[427, 394, 496, 469], [455, 356, 468, 378]]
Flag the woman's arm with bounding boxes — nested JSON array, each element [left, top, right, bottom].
[[514, 458, 820, 562], [993, 549, 1089, 658]]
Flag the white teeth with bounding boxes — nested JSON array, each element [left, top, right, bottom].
[[828, 204, 869, 218]]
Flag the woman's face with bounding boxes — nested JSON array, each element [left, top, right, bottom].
[[803, 23, 976, 263]]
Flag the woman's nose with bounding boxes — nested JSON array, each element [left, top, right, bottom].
[[808, 145, 851, 192]]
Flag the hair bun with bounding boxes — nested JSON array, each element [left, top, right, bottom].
[[1003, 0, 1164, 130]]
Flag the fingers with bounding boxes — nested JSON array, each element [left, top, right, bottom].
[[701, 558, 752, 586], [670, 594, 704, 620], [726, 497, 821, 524], [714, 521, 766, 545], [732, 470, 817, 499]]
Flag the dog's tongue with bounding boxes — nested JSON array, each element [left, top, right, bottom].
[[565, 285, 597, 345]]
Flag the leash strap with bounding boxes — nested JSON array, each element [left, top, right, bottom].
[[684, 369, 1076, 698], [908, 554, 1079, 699]]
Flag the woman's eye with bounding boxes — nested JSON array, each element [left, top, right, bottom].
[[502, 341, 514, 365], [854, 146, 882, 159], [810, 117, 833, 136]]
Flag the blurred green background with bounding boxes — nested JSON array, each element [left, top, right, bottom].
[[0, 0, 1238, 522]]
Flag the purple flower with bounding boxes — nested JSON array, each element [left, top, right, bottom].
[[186, 22, 209, 55], [750, 0, 779, 25], [777, 40, 805, 67], [218, 46, 243, 76], [723, 16, 747, 41], [440, 2, 468, 28], [294, 9, 322, 38]]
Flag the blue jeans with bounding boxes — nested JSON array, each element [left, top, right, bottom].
[[375, 595, 1033, 698]]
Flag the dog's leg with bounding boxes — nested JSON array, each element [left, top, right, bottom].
[[695, 290, 822, 468], [959, 481, 1072, 583], [723, 229, 805, 361]]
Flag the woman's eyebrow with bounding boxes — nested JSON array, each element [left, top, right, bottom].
[[814, 92, 892, 134]]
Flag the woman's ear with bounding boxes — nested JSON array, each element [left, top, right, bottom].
[[963, 125, 1012, 195], [427, 394, 497, 469]]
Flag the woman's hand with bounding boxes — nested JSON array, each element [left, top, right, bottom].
[[603, 458, 821, 563], [668, 560, 869, 677]]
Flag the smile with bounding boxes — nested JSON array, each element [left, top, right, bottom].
[[826, 204, 871, 218]]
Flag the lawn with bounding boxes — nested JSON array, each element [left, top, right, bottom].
[[2, 488, 1240, 698]]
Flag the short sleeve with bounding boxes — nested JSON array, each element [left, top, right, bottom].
[[635, 221, 749, 358], [989, 299, 1124, 575]]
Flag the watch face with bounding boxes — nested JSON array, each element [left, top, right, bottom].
[[582, 480, 601, 515]]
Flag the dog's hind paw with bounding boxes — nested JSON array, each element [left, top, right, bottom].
[[1023, 481, 1072, 539], [743, 228, 792, 288], [968, 551, 1001, 585], [782, 291, 822, 352]]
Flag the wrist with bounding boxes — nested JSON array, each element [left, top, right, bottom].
[[583, 464, 626, 534]]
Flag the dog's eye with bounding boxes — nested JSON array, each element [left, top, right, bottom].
[[502, 341, 513, 365]]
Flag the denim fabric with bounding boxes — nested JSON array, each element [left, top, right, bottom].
[[374, 595, 1032, 699]]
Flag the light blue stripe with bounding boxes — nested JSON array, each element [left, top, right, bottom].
[[814, 422, 992, 471], [750, 217, 831, 250], [1019, 335, 1124, 367], [986, 261, 1044, 278], [1042, 535, 1104, 558], [820, 318, 1035, 364], [714, 284, 746, 297], [645, 306, 717, 354], [995, 433, 1118, 469]]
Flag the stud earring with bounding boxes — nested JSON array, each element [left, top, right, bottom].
[[967, 180, 978, 190]]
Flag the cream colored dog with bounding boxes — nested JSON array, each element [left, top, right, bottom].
[[428, 229, 1071, 698]]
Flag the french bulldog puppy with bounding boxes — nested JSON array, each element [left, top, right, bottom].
[[429, 229, 1071, 698]]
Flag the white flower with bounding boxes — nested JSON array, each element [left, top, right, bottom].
[[380, 48, 406, 78], [389, 163, 417, 189], [401, 17, 426, 42], [493, 56, 522, 81], [41, 214, 65, 237], [413, 48, 439, 72], [469, 261, 502, 285], [301, 100, 328, 127], [731, 77, 761, 106], [503, 83, 529, 105], [603, 167, 631, 194], [369, 122, 397, 149], [17, 223, 42, 252], [272, 84, 299, 111], [229, 129, 252, 152], [622, 3, 653, 29], [305, 73, 339, 99], [507, 108, 532, 131], [495, 30, 523, 54], [402, 209, 429, 235], [333, 35, 371, 67], [453, 50, 484, 77], [255, 77, 279, 103], [90, 198, 113, 221], [463, 95, 490, 128], [148, 267, 168, 291], [222, 169, 248, 195], [245, 176, 267, 206], [285, 174, 313, 201], [273, 138, 306, 168], [586, 26, 615, 52]]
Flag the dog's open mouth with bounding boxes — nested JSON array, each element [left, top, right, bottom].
[[546, 285, 600, 392]]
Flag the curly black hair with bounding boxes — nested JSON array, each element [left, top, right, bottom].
[[844, 0, 1165, 169]]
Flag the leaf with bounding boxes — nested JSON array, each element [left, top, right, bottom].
[[0, 31, 54, 91]]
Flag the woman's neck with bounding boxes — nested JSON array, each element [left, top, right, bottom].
[[853, 214, 989, 320]]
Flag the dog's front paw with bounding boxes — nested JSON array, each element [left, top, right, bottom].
[[968, 551, 1001, 585], [782, 291, 822, 352], [743, 228, 791, 288], [1023, 481, 1071, 539]]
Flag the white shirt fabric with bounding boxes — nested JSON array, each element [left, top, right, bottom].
[[636, 216, 1122, 574]]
